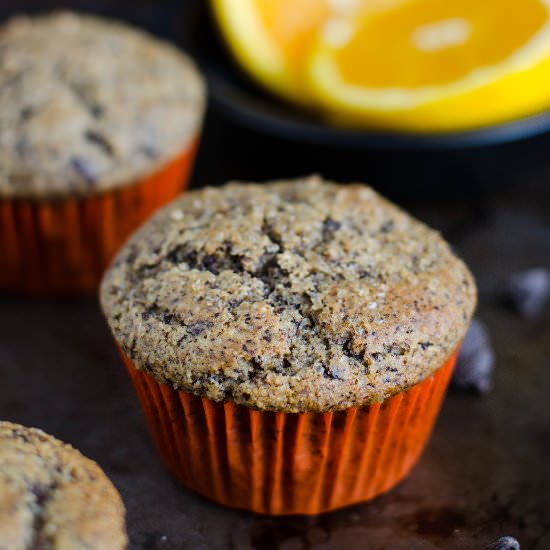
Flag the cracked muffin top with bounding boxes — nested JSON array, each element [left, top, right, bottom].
[[101, 176, 476, 412], [0, 11, 205, 199], [0, 421, 127, 550]]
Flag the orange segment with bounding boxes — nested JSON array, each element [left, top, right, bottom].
[[212, 0, 550, 131], [256, 0, 329, 60], [333, 0, 548, 89], [211, 0, 329, 102]]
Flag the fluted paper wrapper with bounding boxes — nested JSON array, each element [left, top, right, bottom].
[[123, 351, 456, 515], [0, 141, 197, 294]]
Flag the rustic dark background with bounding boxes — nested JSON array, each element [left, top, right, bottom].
[[1, 2, 549, 549]]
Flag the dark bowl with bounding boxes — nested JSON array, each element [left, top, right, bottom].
[[177, 0, 550, 152], [167, 0, 548, 200]]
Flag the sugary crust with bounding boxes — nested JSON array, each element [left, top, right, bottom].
[[101, 176, 477, 412], [0, 421, 127, 550], [0, 11, 205, 199]]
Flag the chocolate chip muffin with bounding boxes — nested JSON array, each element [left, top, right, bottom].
[[0, 10, 205, 293], [101, 175, 476, 412], [0, 10, 204, 199], [0, 421, 127, 550], [100, 175, 476, 514]]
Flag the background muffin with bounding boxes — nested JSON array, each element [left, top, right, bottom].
[[101, 176, 476, 514], [0, 421, 127, 550], [0, 11, 205, 293]]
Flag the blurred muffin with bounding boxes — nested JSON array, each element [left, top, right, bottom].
[[101, 175, 476, 515], [0, 11, 205, 293], [0, 421, 127, 550]]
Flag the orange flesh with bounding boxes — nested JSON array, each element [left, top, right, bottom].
[[256, 0, 330, 67], [335, 0, 549, 88]]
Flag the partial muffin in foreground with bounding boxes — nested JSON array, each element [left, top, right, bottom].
[[101, 175, 476, 514], [0, 421, 127, 550], [0, 11, 205, 293]]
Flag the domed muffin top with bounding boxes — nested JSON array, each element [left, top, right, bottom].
[[0, 11, 205, 198], [101, 176, 476, 412], [0, 421, 127, 550]]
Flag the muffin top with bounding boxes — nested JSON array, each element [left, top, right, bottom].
[[101, 176, 476, 413], [0, 11, 205, 199], [0, 421, 127, 550]]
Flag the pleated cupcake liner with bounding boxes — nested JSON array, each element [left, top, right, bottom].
[[0, 140, 197, 294], [122, 351, 457, 515]]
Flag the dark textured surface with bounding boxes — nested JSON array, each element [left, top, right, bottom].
[[1, 188, 549, 549], [1, 2, 550, 549]]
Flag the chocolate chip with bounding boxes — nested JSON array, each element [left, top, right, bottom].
[[452, 318, 494, 394], [20, 106, 34, 121], [202, 254, 219, 274], [187, 321, 213, 337], [162, 313, 174, 324], [30, 484, 47, 506], [483, 536, 520, 550], [166, 246, 197, 268], [505, 268, 550, 318], [323, 218, 341, 232], [379, 221, 395, 233], [85, 129, 114, 156], [139, 145, 159, 160], [15, 137, 29, 158], [90, 104, 104, 118], [70, 157, 96, 184], [323, 364, 344, 380]]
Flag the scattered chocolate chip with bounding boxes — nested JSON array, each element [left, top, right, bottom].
[[323, 365, 344, 380], [85, 129, 114, 156], [166, 246, 197, 268], [321, 217, 342, 244], [323, 218, 341, 232], [483, 535, 520, 550], [30, 484, 47, 506], [202, 254, 219, 275], [15, 137, 29, 158], [20, 106, 34, 121], [70, 157, 96, 184], [139, 145, 159, 160], [452, 318, 495, 394], [379, 220, 395, 234], [227, 298, 242, 310], [162, 313, 174, 324], [186, 321, 213, 337], [90, 104, 104, 118], [505, 268, 550, 318]]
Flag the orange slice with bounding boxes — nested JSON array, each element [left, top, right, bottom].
[[212, 0, 550, 131], [211, 0, 331, 103]]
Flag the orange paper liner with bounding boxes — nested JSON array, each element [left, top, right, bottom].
[[0, 140, 198, 294], [123, 351, 456, 515]]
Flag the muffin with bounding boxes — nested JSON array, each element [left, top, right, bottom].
[[100, 175, 476, 515], [0, 421, 127, 549], [0, 11, 205, 293]]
